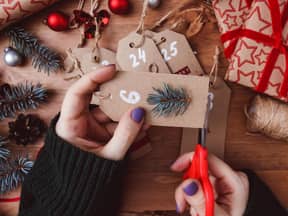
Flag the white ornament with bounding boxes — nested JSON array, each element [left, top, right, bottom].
[[148, 0, 161, 9], [3, 47, 23, 67]]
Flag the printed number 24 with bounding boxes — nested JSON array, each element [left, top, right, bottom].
[[161, 41, 178, 62], [129, 48, 146, 68]]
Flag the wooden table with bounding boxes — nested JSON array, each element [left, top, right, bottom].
[[0, 0, 288, 215]]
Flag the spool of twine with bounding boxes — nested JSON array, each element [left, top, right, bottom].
[[245, 95, 288, 141]]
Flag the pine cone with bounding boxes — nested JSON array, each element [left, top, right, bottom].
[[8, 114, 47, 146]]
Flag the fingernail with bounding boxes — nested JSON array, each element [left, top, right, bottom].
[[106, 64, 116, 68], [176, 203, 181, 213], [183, 182, 198, 196], [131, 108, 145, 123]]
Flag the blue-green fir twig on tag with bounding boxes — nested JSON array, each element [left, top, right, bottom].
[[147, 83, 191, 117]]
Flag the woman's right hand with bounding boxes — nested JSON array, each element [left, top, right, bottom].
[[171, 153, 249, 216]]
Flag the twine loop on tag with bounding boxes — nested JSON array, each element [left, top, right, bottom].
[[209, 46, 220, 88], [65, 48, 85, 74], [94, 92, 111, 100]]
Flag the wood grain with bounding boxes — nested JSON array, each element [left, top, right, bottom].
[[0, 0, 287, 214]]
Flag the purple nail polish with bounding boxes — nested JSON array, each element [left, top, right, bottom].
[[106, 64, 116, 68], [176, 204, 181, 213], [183, 182, 198, 196], [131, 108, 145, 123]]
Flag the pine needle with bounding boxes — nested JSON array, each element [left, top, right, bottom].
[[0, 83, 48, 120], [147, 83, 191, 117], [6, 26, 63, 74], [0, 136, 10, 161], [0, 157, 34, 194]]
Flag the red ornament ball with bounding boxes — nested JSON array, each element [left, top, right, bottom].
[[46, 11, 70, 32], [108, 0, 130, 15]]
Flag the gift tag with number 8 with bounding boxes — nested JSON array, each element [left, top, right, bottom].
[[117, 32, 171, 73]]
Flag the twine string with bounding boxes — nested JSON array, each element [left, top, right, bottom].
[[245, 95, 288, 141], [94, 92, 111, 100], [149, 0, 194, 30], [209, 46, 220, 88], [136, 0, 149, 34]]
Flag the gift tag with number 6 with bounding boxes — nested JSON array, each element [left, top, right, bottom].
[[117, 32, 171, 73], [152, 30, 204, 75]]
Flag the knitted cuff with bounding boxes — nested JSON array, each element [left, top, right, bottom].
[[25, 114, 125, 216]]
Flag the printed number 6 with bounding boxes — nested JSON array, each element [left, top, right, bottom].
[[161, 41, 178, 62], [120, 90, 141, 104]]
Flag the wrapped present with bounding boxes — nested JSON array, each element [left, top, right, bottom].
[[213, 0, 253, 50], [219, 0, 288, 101], [0, 0, 60, 31]]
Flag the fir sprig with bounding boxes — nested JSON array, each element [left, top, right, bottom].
[[0, 83, 47, 120], [6, 26, 62, 74], [147, 83, 191, 117], [6, 26, 38, 57], [32, 45, 62, 74], [0, 136, 10, 161], [0, 157, 34, 194]]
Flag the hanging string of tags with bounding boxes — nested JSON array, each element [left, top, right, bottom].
[[116, 0, 203, 75], [64, 0, 118, 81], [92, 0, 209, 128]]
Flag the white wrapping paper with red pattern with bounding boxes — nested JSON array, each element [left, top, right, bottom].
[[214, 0, 288, 101], [213, 0, 253, 49], [0, 0, 60, 30]]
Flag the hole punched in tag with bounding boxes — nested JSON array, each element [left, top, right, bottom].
[[149, 63, 159, 73]]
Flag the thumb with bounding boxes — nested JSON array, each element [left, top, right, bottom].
[[98, 107, 145, 160], [176, 179, 206, 216]]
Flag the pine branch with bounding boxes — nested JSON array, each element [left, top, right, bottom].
[[0, 136, 10, 161], [6, 26, 39, 57], [147, 83, 191, 117], [0, 157, 34, 194], [0, 83, 48, 120], [32, 45, 63, 75], [6, 26, 63, 74]]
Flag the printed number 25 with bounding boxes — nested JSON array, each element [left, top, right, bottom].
[[161, 41, 178, 62], [129, 48, 146, 68]]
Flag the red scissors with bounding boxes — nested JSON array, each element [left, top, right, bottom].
[[183, 92, 214, 216]]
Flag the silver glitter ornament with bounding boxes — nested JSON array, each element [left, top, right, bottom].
[[148, 0, 161, 9], [3, 47, 23, 67]]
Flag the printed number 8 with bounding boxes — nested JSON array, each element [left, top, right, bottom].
[[161, 41, 178, 62]]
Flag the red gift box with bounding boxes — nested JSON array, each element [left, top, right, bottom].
[[214, 0, 288, 101]]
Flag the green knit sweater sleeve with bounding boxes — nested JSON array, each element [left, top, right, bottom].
[[19, 115, 125, 216]]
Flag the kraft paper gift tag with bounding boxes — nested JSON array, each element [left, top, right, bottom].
[[64, 47, 118, 77], [93, 71, 210, 128], [117, 32, 171, 73], [151, 30, 204, 75], [180, 78, 231, 159]]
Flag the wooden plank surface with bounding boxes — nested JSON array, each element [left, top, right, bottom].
[[0, 0, 288, 214]]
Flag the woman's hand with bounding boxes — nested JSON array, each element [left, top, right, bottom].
[[56, 65, 146, 161], [171, 153, 249, 216]]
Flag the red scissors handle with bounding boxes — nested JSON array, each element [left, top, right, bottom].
[[183, 144, 214, 216]]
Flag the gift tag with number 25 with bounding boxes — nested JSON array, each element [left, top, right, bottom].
[[151, 30, 204, 75]]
